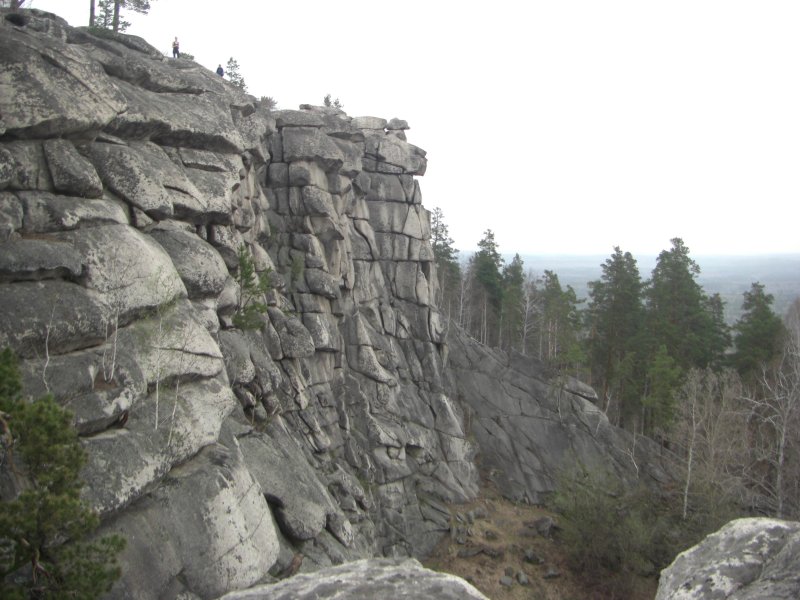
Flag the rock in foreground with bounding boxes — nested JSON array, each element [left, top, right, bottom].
[[216, 558, 489, 600], [656, 517, 800, 600]]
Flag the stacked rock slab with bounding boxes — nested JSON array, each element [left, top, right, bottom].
[[0, 9, 476, 598]]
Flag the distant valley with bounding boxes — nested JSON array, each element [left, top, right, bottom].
[[513, 253, 800, 323]]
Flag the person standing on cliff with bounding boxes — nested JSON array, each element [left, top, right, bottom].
[[172, 37, 180, 58], [216, 64, 224, 77]]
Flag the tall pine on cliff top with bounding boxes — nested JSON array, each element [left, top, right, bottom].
[[0, 348, 124, 598]]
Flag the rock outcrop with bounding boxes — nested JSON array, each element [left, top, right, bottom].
[[217, 558, 489, 600], [656, 518, 800, 600], [446, 326, 674, 503], [0, 7, 674, 599]]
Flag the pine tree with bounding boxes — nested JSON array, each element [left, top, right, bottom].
[[429, 207, 461, 317], [468, 230, 504, 346], [539, 271, 584, 371], [586, 247, 645, 421], [500, 254, 525, 351], [226, 57, 248, 92], [642, 344, 683, 433], [732, 282, 786, 380], [233, 245, 270, 330], [0, 349, 125, 597], [645, 238, 726, 371]]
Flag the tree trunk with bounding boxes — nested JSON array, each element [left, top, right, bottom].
[[89, 0, 96, 27], [112, 0, 121, 32]]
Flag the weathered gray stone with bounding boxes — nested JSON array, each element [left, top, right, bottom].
[[0, 23, 126, 137], [19, 191, 128, 232], [88, 143, 174, 218], [364, 134, 426, 175], [387, 118, 410, 130], [239, 423, 343, 543], [0, 192, 23, 241], [217, 558, 489, 600], [352, 116, 388, 130], [105, 79, 246, 153], [656, 518, 800, 600], [0, 279, 110, 358], [0, 238, 82, 281], [0, 147, 14, 190], [282, 127, 344, 169], [151, 228, 229, 299], [2, 141, 54, 191], [43, 138, 103, 198], [267, 308, 315, 358], [54, 224, 187, 321], [99, 424, 279, 600], [82, 373, 237, 515]]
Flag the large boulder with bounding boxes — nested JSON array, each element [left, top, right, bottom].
[[656, 518, 800, 600], [99, 422, 280, 600], [216, 558, 489, 600]]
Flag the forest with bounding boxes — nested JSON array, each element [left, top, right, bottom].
[[432, 207, 800, 525]]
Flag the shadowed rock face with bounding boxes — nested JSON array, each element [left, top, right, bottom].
[[656, 518, 800, 600], [0, 7, 681, 600]]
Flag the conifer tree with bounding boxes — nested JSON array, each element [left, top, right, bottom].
[[732, 282, 786, 381], [226, 57, 248, 92], [0, 349, 125, 597], [430, 207, 461, 315], [468, 230, 504, 346], [645, 238, 726, 371], [539, 271, 584, 371], [500, 254, 525, 351], [586, 247, 645, 421]]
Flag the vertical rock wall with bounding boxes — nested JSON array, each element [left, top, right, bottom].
[[0, 9, 477, 598]]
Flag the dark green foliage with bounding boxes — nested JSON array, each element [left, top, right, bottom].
[[499, 254, 524, 351], [642, 345, 683, 431], [551, 469, 656, 578], [466, 230, 505, 346], [226, 57, 247, 92], [732, 282, 786, 380], [0, 349, 125, 598], [586, 247, 646, 421], [233, 245, 271, 330], [539, 270, 584, 370], [645, 238, 728, 371], [551, 467, 729, 596]]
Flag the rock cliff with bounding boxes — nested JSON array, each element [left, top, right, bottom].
[[1, 8, 671, 599]]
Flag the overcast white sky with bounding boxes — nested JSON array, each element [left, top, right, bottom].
[[30, 0, 800, 257]]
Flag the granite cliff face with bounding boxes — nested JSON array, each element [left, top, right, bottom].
[[1, 8, 671, 599]]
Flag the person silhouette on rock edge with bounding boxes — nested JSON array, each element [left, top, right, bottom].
[[172, 37, 180, 58], [216, 64, 224, 76]]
